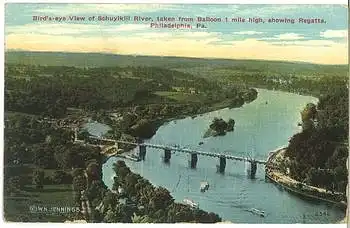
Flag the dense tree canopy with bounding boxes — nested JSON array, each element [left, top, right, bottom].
[[4, 61, 348, 222], [286, 85, 348, 193], [204, 117, 235, 137], [108, 161, 222, 223], [5, 64, 258, 118]]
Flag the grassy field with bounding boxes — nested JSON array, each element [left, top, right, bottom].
[[154, 91, 206, 103], [4, 184, 75, 222], [174, 66, 347, 82], [4, 164, 75, 222]]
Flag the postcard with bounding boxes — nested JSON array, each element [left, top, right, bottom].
[[3, 3, 349, 225]]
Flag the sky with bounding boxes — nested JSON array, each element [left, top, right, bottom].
[[4, 4, 348, 64]]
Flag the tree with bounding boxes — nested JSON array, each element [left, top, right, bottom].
[[86, 160, 100, 180], [110, 161, 222, 223], [229, 95, 245, 108], [103, 209, 121, 223], [102, 192, 118, 211], [124, 173, 139, 196], [131, 213, 153, 223], [148, 187, 174, 211], [72, 168, 87, 192], [226, 118, 235, 131], [103, 205, 131, 223], [301, 103, 317, 121], [5, 176, 25, 195], [51, 170, 72, 184], [32, 169, 44, 189], [86, 180, 107, 207], [166, 203, 193, 223], [32, 144, 53, 168], [78, 130, 91, 141], [113, 161, 130, 180], [334, 166, 347, 192], [209, 118, 228, 135], [286, 88, 348, 193], [242, 88, 258, 103], [129, 119, 158, 139], [301, 119, 315, 132]]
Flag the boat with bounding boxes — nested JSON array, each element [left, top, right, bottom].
[[200, 181, 209, 192], [247, 208, 265, 217], [183, 198, 199, 209], [198, 142, 204, 145], [117, 186, 125, 194]]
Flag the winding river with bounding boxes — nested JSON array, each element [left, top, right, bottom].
[[97, 89, 345, 224]]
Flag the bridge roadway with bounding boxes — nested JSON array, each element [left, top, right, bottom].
[[88, 136, 266, 165]]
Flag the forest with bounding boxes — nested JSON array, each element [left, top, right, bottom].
[[4, 63, 253, 222], [104, 160, 222, 223], [4, 112, 104, 221], [286, 85, 348, 194], [5, 64, 253, 118], [4, 53, 348, 222], [3, 112, 223, 222]]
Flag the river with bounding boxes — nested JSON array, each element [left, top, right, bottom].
[[98, 88, 345, 224]]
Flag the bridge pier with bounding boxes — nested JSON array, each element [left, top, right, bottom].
[[248, 161, 257, 178], [164, 148, 171, 163], [139, 145, 146, 160], [189, 153, 198, 169], [217, 156, 226, 174]]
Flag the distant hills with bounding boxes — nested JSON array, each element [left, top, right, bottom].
[[5, 51, 348, 73]]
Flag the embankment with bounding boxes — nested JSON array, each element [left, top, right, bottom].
[[265, 148, 347, 209]]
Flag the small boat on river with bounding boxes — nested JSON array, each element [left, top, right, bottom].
[[183, 198, 199, 209], [200, 181, 209, 192], [247, 208, 265, 217]]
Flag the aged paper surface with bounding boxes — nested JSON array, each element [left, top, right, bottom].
[[3, 3, 349, 224]]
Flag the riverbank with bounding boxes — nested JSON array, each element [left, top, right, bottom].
[[265, 148, 347, 209], [102, 89, 346, 223], [143, 96, 255, 139], [97, 92, 259, 159]]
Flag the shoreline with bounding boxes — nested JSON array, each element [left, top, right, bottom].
[[154, 97, 252, 131], [265, 148, 347, 210], [100, 94, 258, 163], [98, 96, 259, 222], [99, 89, 347, 223]]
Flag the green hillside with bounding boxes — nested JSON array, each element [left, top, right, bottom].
[[5, 51, 348, 74]]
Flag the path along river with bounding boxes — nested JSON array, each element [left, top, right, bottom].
[[96, 89, 345, 223]]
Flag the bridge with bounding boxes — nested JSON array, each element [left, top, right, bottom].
[[86, 135, 267, 178]]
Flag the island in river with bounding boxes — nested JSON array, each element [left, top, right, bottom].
[[4, 63, 260, 223], [80, 87, 347, 224], [203, 117, 235, 138], [4, 57, 347, 224], [102, 88, 346, 224]]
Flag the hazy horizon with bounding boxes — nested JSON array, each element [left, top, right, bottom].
[[6, 50, 349, 67]]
